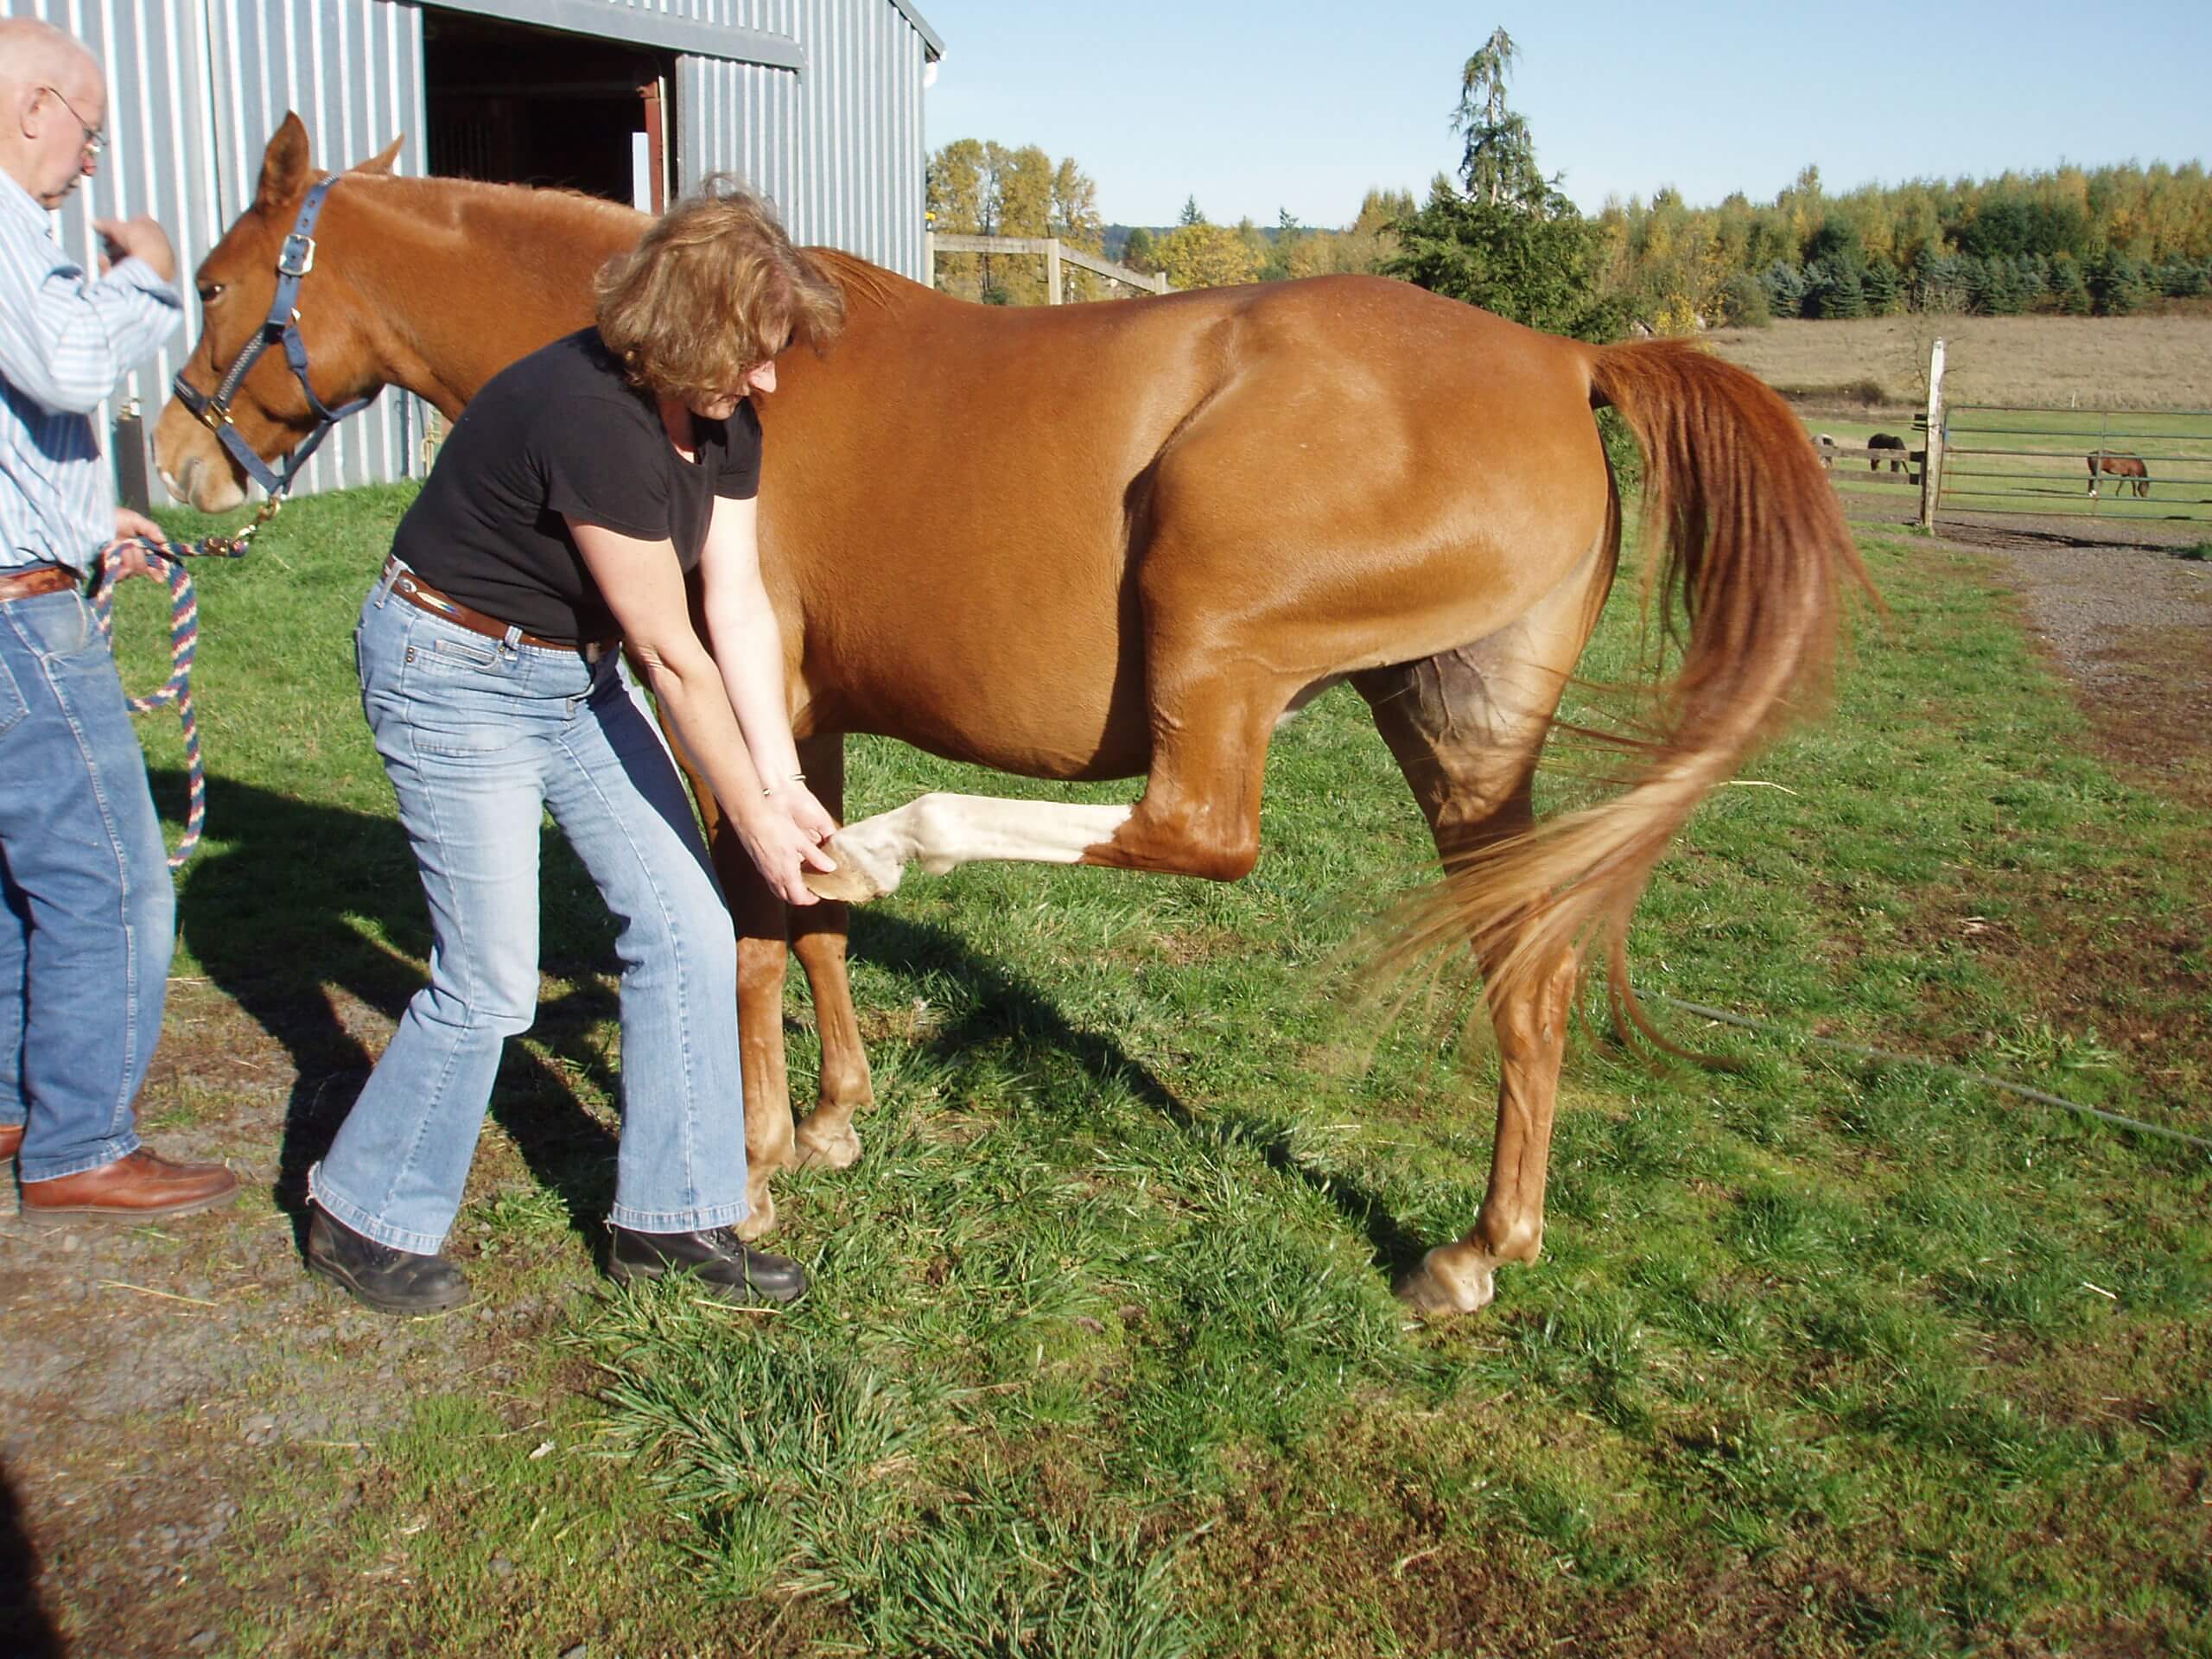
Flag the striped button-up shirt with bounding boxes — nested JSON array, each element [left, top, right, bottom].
[[0, 174, 181, 575]]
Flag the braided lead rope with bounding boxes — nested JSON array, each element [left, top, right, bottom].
[[89, 536, 245, 869]]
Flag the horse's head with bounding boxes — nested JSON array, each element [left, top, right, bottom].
[[153, 114, 400, 512]]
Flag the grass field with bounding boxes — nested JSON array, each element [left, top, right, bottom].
[[1705, 314, 2212, 414], [95, 482, 2212, 1656]]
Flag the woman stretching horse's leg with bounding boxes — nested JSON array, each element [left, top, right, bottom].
[[789, 734, 875, 1171]]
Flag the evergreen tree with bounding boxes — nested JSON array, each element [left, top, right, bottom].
[[1452, 28, 1545, 207], [1805, 257, 1868, 319], [1178, 195, 1205, 227], [2091, 251, 2152, 315], [2158, 257, 2208, 297], [1861, 258, 1903, 315], [1761, 260, 1808, 318], [1969, 256, 2021, 316], [1717, 269, 1771, 327], [1389, 32, 1614, 339], [2052, 257, 2094, 315]]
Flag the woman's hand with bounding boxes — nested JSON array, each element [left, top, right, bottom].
[[768, 780, 840, 847], [736, 787, 841, 906]]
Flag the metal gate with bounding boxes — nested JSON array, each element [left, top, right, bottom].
[[1936, 405, 2212, 531]]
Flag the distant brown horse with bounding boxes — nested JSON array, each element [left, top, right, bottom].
[[2087, 451, 2151, 498], [155, 118, 1866, 1314]]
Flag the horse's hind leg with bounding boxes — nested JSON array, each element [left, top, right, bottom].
[[1355, 549, 1612, 1315]]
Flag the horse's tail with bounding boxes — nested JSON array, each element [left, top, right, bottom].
[[1384, 339, 1872, 1046]]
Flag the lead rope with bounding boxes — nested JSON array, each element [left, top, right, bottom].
[[87, 512, 268, 869]]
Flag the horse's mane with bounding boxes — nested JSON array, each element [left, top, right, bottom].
[[803, 246, 916, 313], [336, 169, 645, 239]]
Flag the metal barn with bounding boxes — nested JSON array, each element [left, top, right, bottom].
[[19, 0, 943, 503]]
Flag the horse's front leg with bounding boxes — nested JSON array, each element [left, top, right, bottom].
[[648, 653, 798, 1236], [789, 734, 874, 1171], [722, 844, 798, 1238]]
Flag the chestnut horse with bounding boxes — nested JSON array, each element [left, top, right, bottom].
[[156, 119, 1866, 1313], [2087, 450, 2151, 499]]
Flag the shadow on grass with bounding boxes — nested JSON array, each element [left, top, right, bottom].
[[851, 909, 1437, 1281], [0, 1458, 61, 1659], [163, 772, 623, 1260], [160, 766, 1441, 1287]]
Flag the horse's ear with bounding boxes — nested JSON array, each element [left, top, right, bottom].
[[252, 114, 313, 217], [353, 136, 404, 176]]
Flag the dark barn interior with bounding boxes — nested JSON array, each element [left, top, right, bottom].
[[423, 11, 671, 208]]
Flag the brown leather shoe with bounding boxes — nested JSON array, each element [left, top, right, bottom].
[[0, 1122, 21, 1166], [21, 1148, 240, 1219]]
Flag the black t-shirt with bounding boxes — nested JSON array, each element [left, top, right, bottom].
[[391, 328, 762, 642]]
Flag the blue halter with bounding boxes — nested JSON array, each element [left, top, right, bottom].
[[169, 176, 380, 499]]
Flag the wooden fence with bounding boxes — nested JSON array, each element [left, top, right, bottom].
[[925, 232, 1170, 303]]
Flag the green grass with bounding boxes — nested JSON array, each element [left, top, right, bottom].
[[121, 484, 2212, 1656]]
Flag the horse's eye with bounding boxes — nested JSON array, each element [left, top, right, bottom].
[[196, 282, 225, 305]]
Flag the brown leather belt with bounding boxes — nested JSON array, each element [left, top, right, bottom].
[[382, 557, 617, 662], [0, 563, 80, 604]]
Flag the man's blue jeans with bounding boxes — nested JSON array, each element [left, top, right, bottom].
[[0, 581, 174, 1182], [309, 569, 747, 1253]]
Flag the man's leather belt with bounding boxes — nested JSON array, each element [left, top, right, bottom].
[[382, 557, 617, 661], [0, 564, 79, 604]]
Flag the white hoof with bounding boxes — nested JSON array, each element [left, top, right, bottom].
[[792, 1116, 861, 1171], [1396, 1245, 1498, 1316]]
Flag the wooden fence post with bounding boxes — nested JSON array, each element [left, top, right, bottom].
[[1046, 238, 1064, 306], [1917, 336, 1947, 531], [924, 229, 937, 291]]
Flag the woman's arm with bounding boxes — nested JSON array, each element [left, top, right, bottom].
[[695, 493, 839, 846], [568, 514, 834, 906]]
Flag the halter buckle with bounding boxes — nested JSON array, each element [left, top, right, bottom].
[[277, 232, 316, 279]]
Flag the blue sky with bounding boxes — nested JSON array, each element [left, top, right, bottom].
[[916, 2, 2212, 228]]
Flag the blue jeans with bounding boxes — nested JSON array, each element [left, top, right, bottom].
[[309, 567, 747, 1252], [0, 581, 175, 1182]]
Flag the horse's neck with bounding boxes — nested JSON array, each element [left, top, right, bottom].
[[338, 179, 642, 415]]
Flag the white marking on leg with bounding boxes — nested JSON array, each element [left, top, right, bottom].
[[811, 793, 1134, 900]]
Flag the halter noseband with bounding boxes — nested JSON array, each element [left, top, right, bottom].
[[170, 175, 379, 499]]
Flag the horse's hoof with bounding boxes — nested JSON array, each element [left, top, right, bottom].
[[793, 1116, 861, 1171], [1395, 1246, 1497, 1317], [803, 861, 885, 905]]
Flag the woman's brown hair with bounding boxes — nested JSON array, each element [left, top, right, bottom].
[[594, 179, 845, 404]]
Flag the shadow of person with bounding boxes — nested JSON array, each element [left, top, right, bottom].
[[0, 1458, 63, 1659], [161, 770, 626, 1260]]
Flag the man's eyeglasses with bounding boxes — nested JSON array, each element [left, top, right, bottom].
[[39, 86, 105, 157]]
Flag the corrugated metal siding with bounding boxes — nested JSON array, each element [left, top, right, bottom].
[[19, 0, 429, 501], [44, 0, 930, 504], [676, 0, 929, 277]]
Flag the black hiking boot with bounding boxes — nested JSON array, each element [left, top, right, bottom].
[[607, 1225, 806, 1306], [307, 1204, 473, 1315]]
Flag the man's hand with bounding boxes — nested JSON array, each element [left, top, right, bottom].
[[92, 216, 178, 284], [103, 507, 172, 581]]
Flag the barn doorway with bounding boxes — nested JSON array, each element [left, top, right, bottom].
[[423, 11, 672, 210]]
